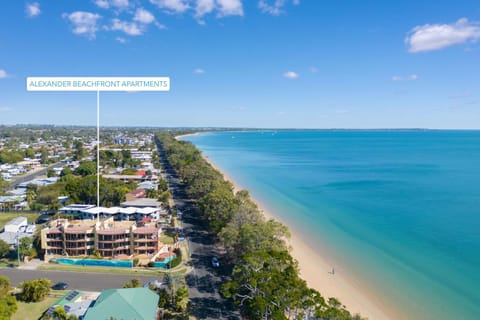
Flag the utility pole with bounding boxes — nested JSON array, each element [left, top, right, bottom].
[[16, 233, 21, 266]]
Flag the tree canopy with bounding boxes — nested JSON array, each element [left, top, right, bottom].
[[20, 278, 51, 302], [0, 276, 17, 320], [155, 132, 363, 320]]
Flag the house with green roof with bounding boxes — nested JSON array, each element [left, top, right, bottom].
[[83, 288, 159, 320]]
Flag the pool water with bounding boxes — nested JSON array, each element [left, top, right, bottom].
[[153, 256, 175, 268], [53, 258, 133, 268]]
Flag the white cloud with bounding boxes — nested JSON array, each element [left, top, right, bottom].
[[0, 107, 12, 112], [155, 22, 168, 29], [26, 2, 41, 17], [94, 0, 129, 9], [63, 12, 102, 39], [0, 69, 9, 78], [94, 0, 110, 9], [259, 0, 285, 16], [258, 0, 298, 15], [195, 0, 215, 18], [391, 74, 419, 81], [150, 0, 190, 13], [116, 37, 128, 43], [194, 68, 205, 74], [406, 18, 480, 53], [217, 0, 243, 17], [110, 19, 143, 35], [134, 8, 156, 24], [111, 0, 129, 8], [283, 71, 299, 79]]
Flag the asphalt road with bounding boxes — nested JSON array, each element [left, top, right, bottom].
[[8, 162, 65, 190], [1, 268, 162, 292], [156, 140, 240, 320]]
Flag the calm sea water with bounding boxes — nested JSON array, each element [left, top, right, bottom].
[[184, 130, 480, 320]]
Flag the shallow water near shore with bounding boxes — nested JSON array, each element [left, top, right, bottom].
[[184, 130, 480, 320]]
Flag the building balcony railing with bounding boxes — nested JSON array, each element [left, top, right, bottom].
[[98, 238, 131, 243], [46, 243, 63, 248], [134, 245, 156, 250], [133, 238, 155, 242]]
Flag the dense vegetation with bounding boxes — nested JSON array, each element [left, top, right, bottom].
[[19, 278, 51, 303], [155, 132, 363, 320], [28, 161, 137, 210], [0, 276, 17, 320]]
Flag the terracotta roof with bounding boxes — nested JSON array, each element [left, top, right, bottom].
[[49, 227, 62, 234], [133, 227, 157, 234], [140, 217, 151, 223], [97, 227, 128, 235], [64, 225, 92, 233], [128, 189, 145, 196]]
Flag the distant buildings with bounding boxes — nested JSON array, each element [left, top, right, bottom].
[[0, 216, 35, 248], [59, 201, 166, 221], [101, 174, 158, 183], [3, 217, 27, 232], [125, 188, 146, 201]]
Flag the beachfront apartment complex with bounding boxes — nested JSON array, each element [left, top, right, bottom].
[[41, 217, 161, 258], [41, 200, 170, 258]]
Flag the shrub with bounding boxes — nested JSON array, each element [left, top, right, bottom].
[[167, 249, 182, 269], [20, 278, 51, 302], [133, 258, 140, 267]]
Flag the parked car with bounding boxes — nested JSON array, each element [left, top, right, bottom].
[[211, 256, 220, 268], [143, 280, 163, 289], [36, 214, 52, 224], [52, 282, 68, 290]]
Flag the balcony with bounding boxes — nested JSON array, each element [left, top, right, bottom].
[[98, 237, 130, 243], [65, 238, 87, 242], [46, 242, 63, 248]]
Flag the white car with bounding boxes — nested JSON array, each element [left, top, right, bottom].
[[144, 280, 163, 289]]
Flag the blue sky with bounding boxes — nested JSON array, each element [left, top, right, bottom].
[[0, 0, 479, 128]]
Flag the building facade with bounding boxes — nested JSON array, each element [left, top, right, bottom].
[[41, 217, 161, 258]]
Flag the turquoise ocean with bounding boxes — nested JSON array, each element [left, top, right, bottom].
[[184, 130, 480, 320]]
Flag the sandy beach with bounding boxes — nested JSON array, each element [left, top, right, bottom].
[[175, 132, 201, 139], [198, 153, 399, 320]]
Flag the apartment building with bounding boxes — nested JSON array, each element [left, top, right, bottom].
[[41, 217, 161, 258]]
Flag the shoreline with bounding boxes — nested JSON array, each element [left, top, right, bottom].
[[174, 132, 200, 139], [199, 153, 399, 320]]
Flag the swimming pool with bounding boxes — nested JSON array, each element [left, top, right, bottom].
[[52, 258, 133, 268], [153, 256, 175, 268]]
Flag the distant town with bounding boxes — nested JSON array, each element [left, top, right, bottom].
[[1, 126, 360, 320], [0, 126, 189, 319]]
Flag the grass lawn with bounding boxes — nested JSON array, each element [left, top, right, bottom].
[[159, 234, 175, 245], [0, 258, 18, 268], [38, 263, 187, 276], [0, 212, 40, 230], [12, 295, 59, 320]]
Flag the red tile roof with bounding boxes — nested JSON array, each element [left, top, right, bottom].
[[135, 170, 146, 176]]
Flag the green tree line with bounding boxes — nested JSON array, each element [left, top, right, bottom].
[[155, 132, 364, 320]]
